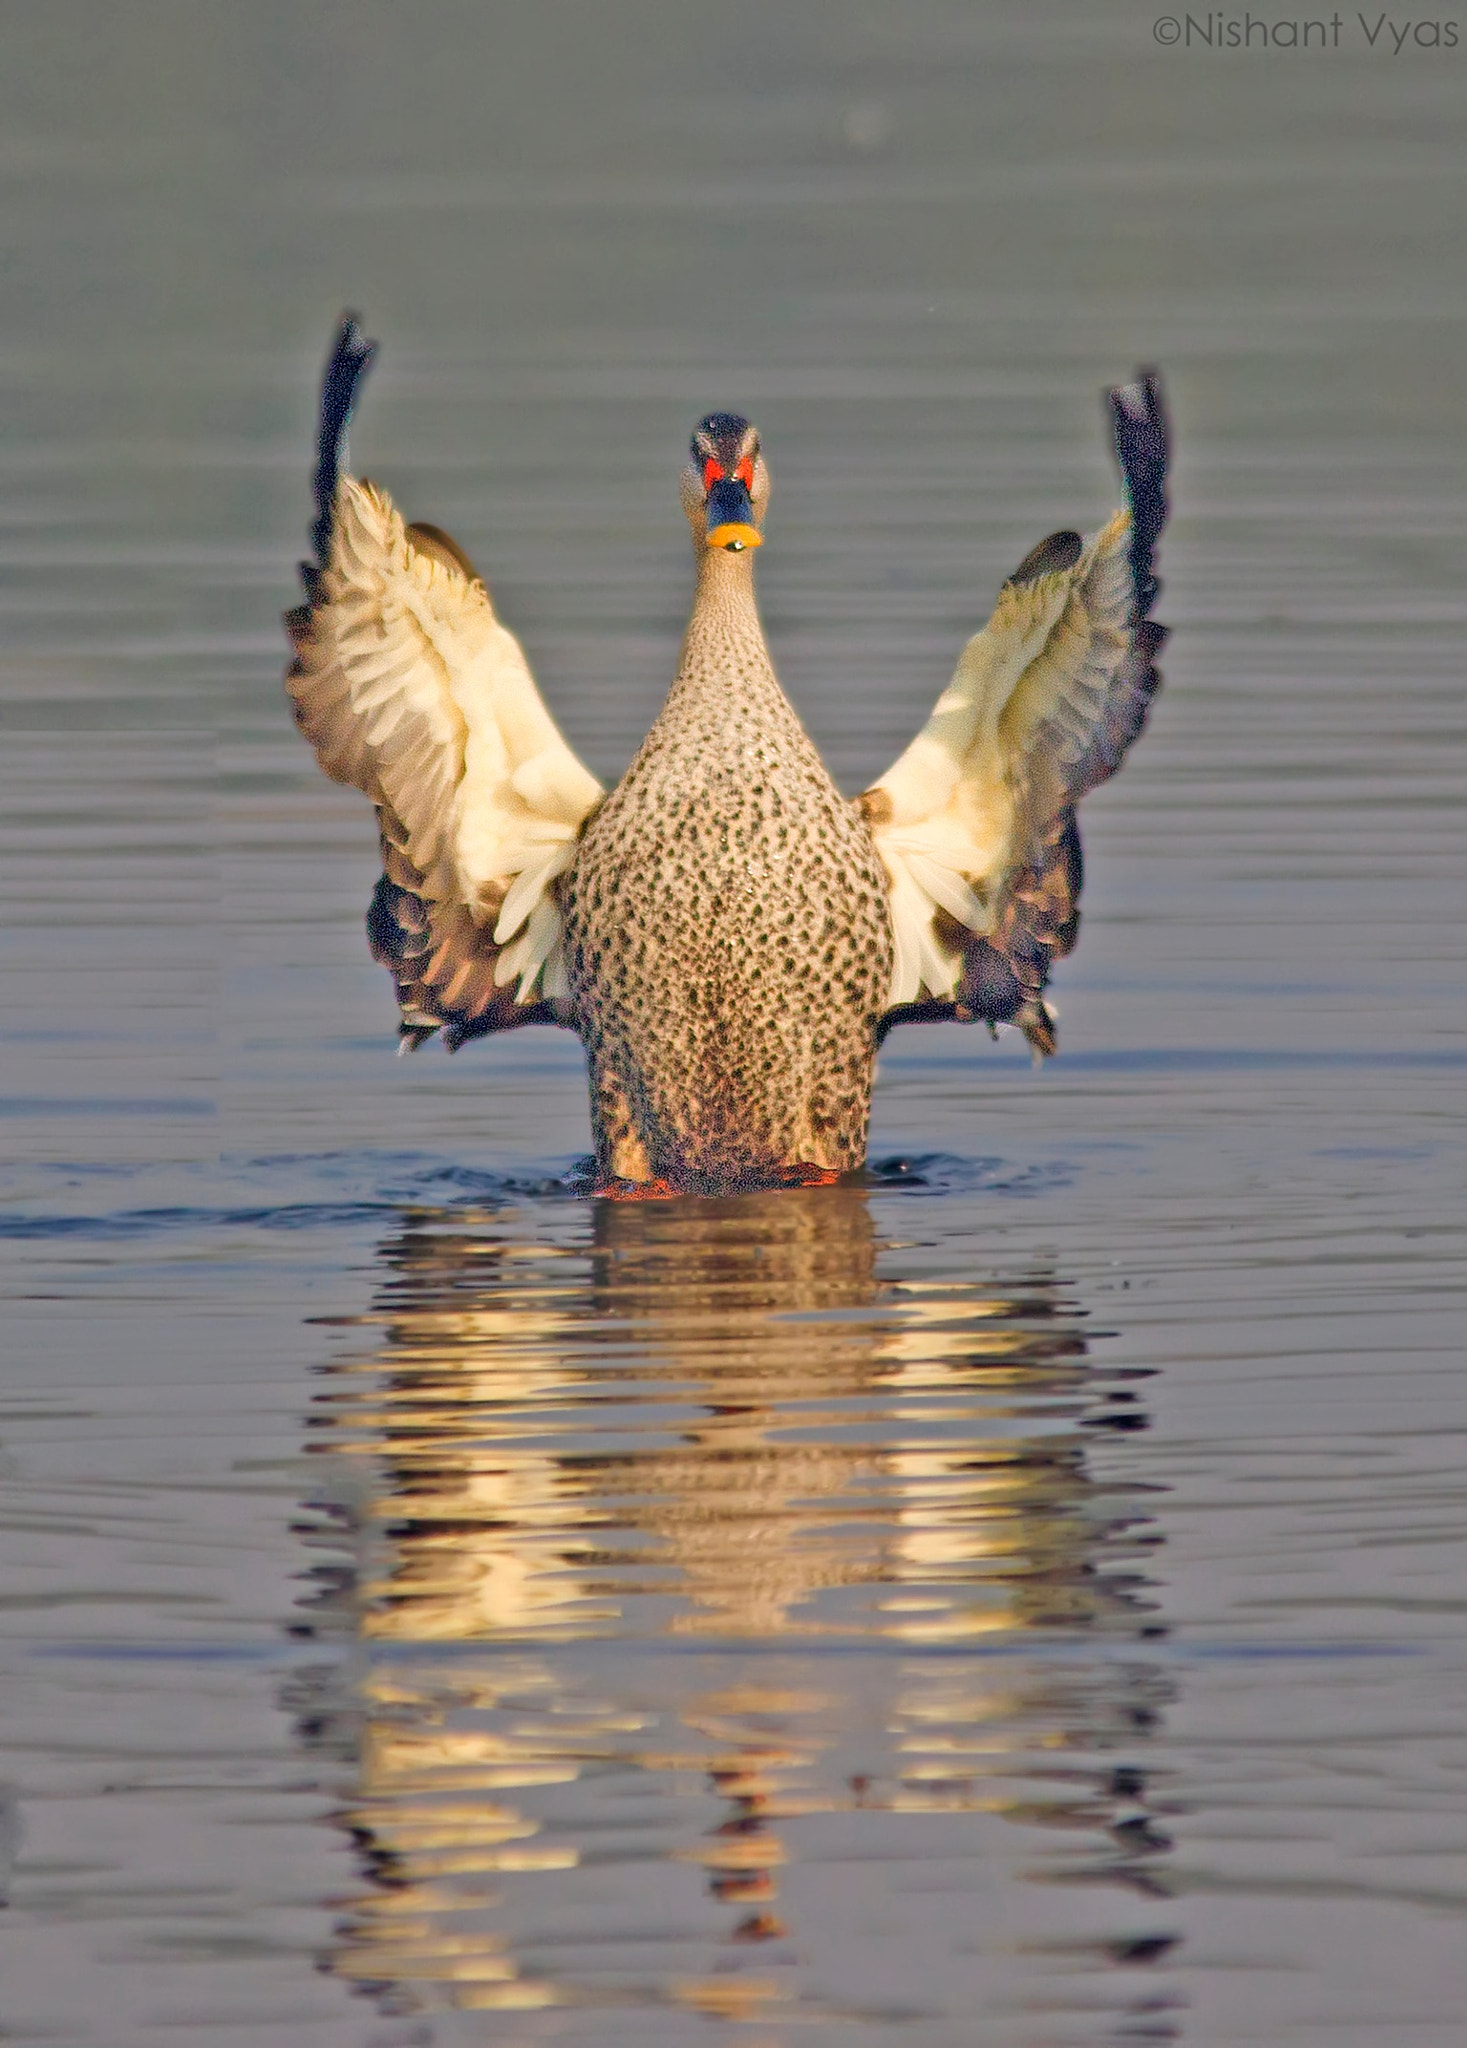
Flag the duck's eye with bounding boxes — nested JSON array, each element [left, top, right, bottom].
[[734, 455, 755, 489], [702, 457, 725, 491]]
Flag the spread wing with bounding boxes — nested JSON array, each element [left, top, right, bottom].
[[285, 318, 603, 1050], [862, 369, 1169, 1057]]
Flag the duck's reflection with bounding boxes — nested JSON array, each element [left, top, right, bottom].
[[289, 1188, 1181, 2035]]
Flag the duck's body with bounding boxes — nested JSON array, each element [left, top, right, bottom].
[[286, 321, 1169, 1196], [565, 545, 892, 1188]]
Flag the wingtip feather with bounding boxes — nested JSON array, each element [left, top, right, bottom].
[[1107, 367, 1169, 619], [310, 313, 378, 572]]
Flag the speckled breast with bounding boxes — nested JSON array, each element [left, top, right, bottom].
[[562, 682, 894, 1188]]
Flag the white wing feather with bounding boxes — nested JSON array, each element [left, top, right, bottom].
[[866, 510, 1135, 1008], [288, 476, 602, 1010]]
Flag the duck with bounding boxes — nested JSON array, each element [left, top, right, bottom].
[[286, 317, 1169, 1197]]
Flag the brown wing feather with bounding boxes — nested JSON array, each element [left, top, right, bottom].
[[366, 816, 559, 1051]]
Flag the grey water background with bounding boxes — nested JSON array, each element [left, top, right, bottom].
[[1, 2, 1464, 2042]]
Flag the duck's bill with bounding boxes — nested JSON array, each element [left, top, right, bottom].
[[705, 478, 762, 551]]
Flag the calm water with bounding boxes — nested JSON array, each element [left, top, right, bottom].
[[2, 4, 1465, 2042]]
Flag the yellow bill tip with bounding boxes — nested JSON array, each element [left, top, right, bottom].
[[705, 523, 763, 551]]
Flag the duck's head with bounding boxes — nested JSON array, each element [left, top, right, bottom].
[[681, 412, 769, 554]]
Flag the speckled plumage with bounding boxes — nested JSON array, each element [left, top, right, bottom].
[[564, 547, 894, 1191], [286, 323, 1169, 1199]]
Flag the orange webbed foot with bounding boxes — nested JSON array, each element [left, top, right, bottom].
[[593, 1176, 680, 1202], [778, 1161, 843, 1188]]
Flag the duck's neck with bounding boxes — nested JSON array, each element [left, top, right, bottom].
[[666, 546, 783, 718]]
